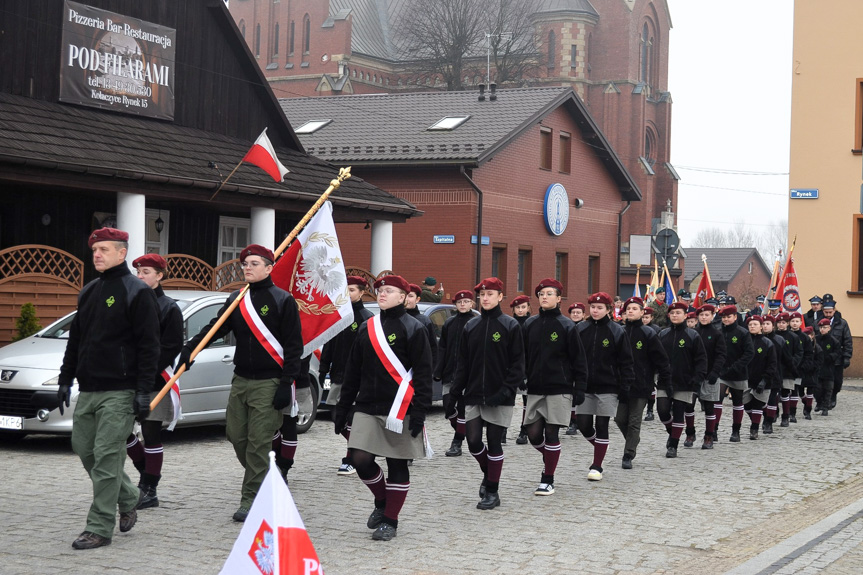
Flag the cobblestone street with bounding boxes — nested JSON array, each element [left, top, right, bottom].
[[3, 384, 863, 574]]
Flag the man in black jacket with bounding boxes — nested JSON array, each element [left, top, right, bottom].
[[435, 289, 475, 457], [691, 304, 726, 449], [715, 305, 755, 442], [575, 292, 635, 480], [318, 275, 375, 475], [450, 277, 525, 510], [522, 279, 587, 494], [804, 295, 823, 328], [179, 244, 303, 522], [823, 300, 853, 409], [336, 274, 432, 541], [789, 311, 814, 420], [816, 318, 840, 414], [59, 228, 160, 549], [616, 297, 671, 468]]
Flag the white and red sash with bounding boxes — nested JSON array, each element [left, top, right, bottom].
[[240, 294, 297, 416], [160, 361, 183, 431], [367, 315, 415, 434]]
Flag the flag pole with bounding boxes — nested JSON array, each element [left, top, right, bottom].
[[702, 254, 715, 297], [635, 264, 641, 292], [208, 159, 246, 202], [772, 235, 797, 303], [151, 167, 353, 410]]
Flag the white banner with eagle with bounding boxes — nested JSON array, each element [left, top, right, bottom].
[[271, 201, 354, 358]]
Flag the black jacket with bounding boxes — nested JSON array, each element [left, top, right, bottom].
[[434, 310, 474, 384], [406, 306, 438, 370], [748, 333, 779, 390], [659, 322, 708, 393], [816, 333, 840, 378], [452, 304, 525, 406], [767, 333, 786, 388], [59, 263, 160, 394], [695, 322, 727, 381], [719, 323, 754, 382], [319, 300, 374, 383], [523, 307, 587, 396], [777, 329, 804, 379], [624, 319, 672, 397], [576, 315, 635, 395], [801, 338, 822, 388], [152, 286, 184, 392], [339, 304, 432, 418], [186, 277, 303, 384], [827, 316, 853, 366]]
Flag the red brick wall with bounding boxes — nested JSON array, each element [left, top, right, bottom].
[[727, 253, 773, 311]]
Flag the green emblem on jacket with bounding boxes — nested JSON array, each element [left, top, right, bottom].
[[106, 296, 115, 307], [732, 336, 738, 343], [260, 305, 270, 316], [602, 338, 610, 347], [492, 332, 501, 342], [757, 347, 763, 354], [636, 340, 643, 350], [388, 333, 397, 344], [550, 332, 559, 342], [826, 344, 832, 350], [351, 321, 358, 331], [678, 338, 686, 348]]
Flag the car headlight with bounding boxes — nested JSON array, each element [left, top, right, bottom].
[[42, 376, 77, 387]]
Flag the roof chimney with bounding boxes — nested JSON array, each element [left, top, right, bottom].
[[478, 84, 486, 102], [489, 83, 497, 101]]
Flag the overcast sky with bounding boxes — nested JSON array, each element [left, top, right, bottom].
[[666, 0, 793, 248]]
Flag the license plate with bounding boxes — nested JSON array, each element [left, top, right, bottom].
[[323, 378, 331, 391], [0, 415, 23, 430]]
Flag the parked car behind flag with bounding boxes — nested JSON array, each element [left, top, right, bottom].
[[220, 453, 322, 575]]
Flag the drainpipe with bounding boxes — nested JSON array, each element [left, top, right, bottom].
[[461, 165, 484, 285], [616, 200, 632, 295]]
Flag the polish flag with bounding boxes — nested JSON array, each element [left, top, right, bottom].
[[220, 454, 322, 575], [243, 128, 290, 182]]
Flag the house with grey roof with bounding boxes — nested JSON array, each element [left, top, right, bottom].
[[683, 248, 772, 311]]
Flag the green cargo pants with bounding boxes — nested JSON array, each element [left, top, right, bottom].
[[226, 375, 281, 508], [71, 390, 139, 539]]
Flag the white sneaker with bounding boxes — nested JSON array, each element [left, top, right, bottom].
[[534, 483, 555, 496], [587, 468, 603, 481], [337, 463, 356, 475]]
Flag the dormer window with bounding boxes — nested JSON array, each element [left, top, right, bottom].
[[295, 119, 332, 134], [428, 116, 470, 131]]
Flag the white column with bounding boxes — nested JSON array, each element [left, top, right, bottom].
[[250, 207, 276, 249], [116, 192, 146, 270], [370, 219, 393, 275]]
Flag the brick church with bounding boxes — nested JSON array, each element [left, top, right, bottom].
[[229, 0, 679, 299]]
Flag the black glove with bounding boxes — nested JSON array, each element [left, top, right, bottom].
[[708, 372, 719, 386], [755, 381, 766, 394], [617, 388, 629, 404], [443, 393, 459, 419], [57, 384, 71, 415], [408, 413, 425, 437], [272, 382, 293, 410], [844, 359, 851, 369], [485, 387, 512, 407], [573, 390, 585, 406], [133, 392, 150, 423], [333, 407, 348, 435], [177, 346, 195, 373]]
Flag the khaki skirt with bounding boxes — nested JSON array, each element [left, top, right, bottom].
[[348, 412, 425, 459], [146, 390, 174, 423], [655, 389, 696, 403], [719, 378, 748, 391], [325, 382, 342, 406], [575, 393, 618, 417], [524, 394, 572, 427], [744, 387, 771, 404], [465, 404, 514, 428], [781, 378, 799, 391]]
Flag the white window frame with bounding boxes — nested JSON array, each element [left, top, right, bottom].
[[218, 216, 251, 264]]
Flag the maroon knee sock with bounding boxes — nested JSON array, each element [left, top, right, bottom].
[[671, 422, 684, 440], [126, 435, 145, 469], [705, 414, 716, 434], [360, 465, 387, 501], [280, 437, 297, 461], [144, 444, 163, 476], [486, 452, 504, 483], [732, 405, 744, 425], [544, 441, 561, 476], [592, 438, 609, 468], [714, 404, 723, 428], [470, 445, 488, 475], [383, 481, 409, 523]]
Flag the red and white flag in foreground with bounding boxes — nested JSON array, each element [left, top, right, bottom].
[[243, 128, 290, 182], [271, 201, 354, 359], [777, 258, 801, 313], [220, 454, 322, 575], [693, 261, 715, 308]]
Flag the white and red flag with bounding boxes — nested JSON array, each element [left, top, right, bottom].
[[243, 128, 290, 182], [693, 256, 715, 308], [271, 201, 354, 359], [777, 258, 801, 313], [160, 359, 183, 431], [220, 454, 322, 575]]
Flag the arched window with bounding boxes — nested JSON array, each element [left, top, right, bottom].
[[289, 21, 294, 55], [640, 24, 648, 83], [644, 127, 656, 166], [547, 30, 555, 69], [239, 19, 246, 39], [255, 24, 261, 57], [274, 23, 279, 56], [303, 15, 310, 54], [640, 22, 655, 87]]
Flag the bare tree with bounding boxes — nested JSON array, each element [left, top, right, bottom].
[[483, 0, 542, 85], [691, 219, 788, 265], [758, 219, 788, 264]]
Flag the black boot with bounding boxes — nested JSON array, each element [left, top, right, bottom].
[[275, 454, 293, 483], [644, 409, 655, 421], [445, 439, 463, 457], [729, 425, 741, 443], [137, 473, 160, 509], [780, 415, 789, 427]]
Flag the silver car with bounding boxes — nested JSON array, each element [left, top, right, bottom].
[[0, 290, 320, 439]]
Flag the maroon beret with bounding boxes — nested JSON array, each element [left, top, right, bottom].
[[534, 278, 563, 297], [573, 302, 586, 312], [347, 275, 368, 288], [642, 307, 654, 316], [761, 315, 775, 324], [745, 315, 762, 325], [698, 304, 716, 314], [374, 275, 409, 293], [240, 244, 275, 263], [453, 290, 474, 303], [789, 312, 803, 321], [686, 311, 697, 319], [818, 318, 831, 327], [623, 297, 644, 310], [719, 305, 738, 317], [668, 302, 688, 312], [408, 283, 422, 296], [776, 313, 791, 322], [802, 326, 814, 335], [475, 277, 504, 293], [88, 227, 129, 248], [132, 254, 167, 270], [510, 295, 530, 307], [588, 292, 612, 306]]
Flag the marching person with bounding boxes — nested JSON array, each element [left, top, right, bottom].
[[641, 306, 660, 423], [800, 326, 822, 419], [510, 294, 532, 444], [58, 228, 160, 549], [566, 302, 586, 433], [743, 316, 778, 440], [125, 254, 184, 510], [715, 305, 754, 443], [685, 311, 698, 329], [815, 318, 841, 415], [804, 295, 823, 328], [436, 289, 476, 457], [406, 283, 439, 370], [658, 302, 707, 458], [335, 274, 433, 541], [575, 292, 635, 480], [751, 295, 766, 317], [776, 313, 803, 426], [318, 275, 375, 475], [790, 311, 814, 421], [449, 277, 525, 510], [178, 244, 303, 522], [271, 354, 311, 483], [822, 300, 852, 409], [522, 279, 587, 494], [419, 276, 444, 303], [759, 316, 784, 434], [690, 304, 726, 449], [616, 297, 671, 468]]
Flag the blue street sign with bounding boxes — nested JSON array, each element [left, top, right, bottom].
[[433, 235, 455, 244], [789, 188, 818, 199], [470, 235, 490, 245]]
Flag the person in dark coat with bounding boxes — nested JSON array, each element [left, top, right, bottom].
[[125, 254, 183, 510], [760, 316, 785, 434], [510, 294, 531, 445], [715, 305, 755, 443], [691, 304, 726, 449], [449, 278, 525, 510], [800, 326, 822, 419], [616, 297, 671, 467], [822, 300, 852, 409], [816, 318, 841, 415], [776, 313, 804, 426], [640, 306, 660, 422], [790, 311, 814, 420], [565, 301, 586, 434], [435, 289, 475, 457], [744, 316, 779, 440], [419, 276, 443, 303], [406, 283, 439, 371], [804, 295, 823, 328]]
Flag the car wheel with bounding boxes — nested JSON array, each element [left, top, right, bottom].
[[296, 380, 319, 434]]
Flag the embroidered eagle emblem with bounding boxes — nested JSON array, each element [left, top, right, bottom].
[[295, 245, 345, 297]]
